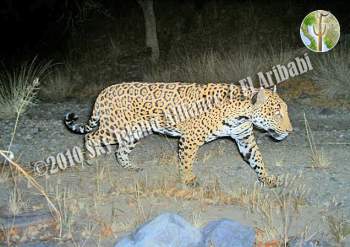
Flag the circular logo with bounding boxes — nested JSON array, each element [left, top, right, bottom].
[[32, 160, 49, 176], [300, 10, 340, 52]]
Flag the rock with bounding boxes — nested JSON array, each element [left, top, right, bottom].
[[115, 213, 256, 247], [201, 219, 255, 247], [114, 213, 202, 247]]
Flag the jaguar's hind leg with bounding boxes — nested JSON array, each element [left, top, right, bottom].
[[115, 142, 142, 171], [178, 136, 203, 187], [83, 131, 114, 165]]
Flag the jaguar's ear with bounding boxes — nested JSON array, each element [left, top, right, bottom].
[[252, 87, 267, 106]]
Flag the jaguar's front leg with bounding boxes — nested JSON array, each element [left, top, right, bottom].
[[234, 133, 279, 187]]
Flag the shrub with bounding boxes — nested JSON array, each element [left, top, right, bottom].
[[40, 66, 75, 101], [311, 42, 350, 99], [144, 44, 299, 86]]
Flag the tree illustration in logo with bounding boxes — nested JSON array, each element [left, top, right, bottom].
[[300, 10, 340, 52]]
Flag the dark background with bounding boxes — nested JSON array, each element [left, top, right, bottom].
[[1, 0, 348, 65], [0, 0, 349, 102]]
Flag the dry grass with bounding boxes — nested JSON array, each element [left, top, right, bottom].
[[310, 42, 350, 100], [324, 199, 350, 245], [0, 151, 62, 242], [0, 66, 60, 242], [79, 221, 97, 245], [115, 173, 310, 246], [132, 188, 154, 228], [111, 176, 235, 233], [2, 70, 46, 167], [0, 224, 16, 246], [5, 78, 40, 157], [119, 176, 241, 206], [248, 174, 310, 246], [8, 187, 28, 216], [40, 67, 75, 101], [326, 214, 350, 245], [191, 211, 204, 228], [0, 58, 51, 119], [54, 185, 75, 239], [0, 60, 48, 160], [278, 79, 320, 101], [143, 45, 299, 85], [304, 113, 330, 169], [0, 152, 61, 221], [94, 163, 107, 201]]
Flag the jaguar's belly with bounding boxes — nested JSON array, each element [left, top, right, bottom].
[[205, 119, 253, 142], [154, 127, 182, 137]]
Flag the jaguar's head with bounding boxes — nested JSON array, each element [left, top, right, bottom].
[[251, 87, 293, 141]]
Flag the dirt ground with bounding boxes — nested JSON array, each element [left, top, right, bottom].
[[0, 95, 349, 246]]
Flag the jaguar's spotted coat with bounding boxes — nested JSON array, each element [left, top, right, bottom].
[[65, 82, 293, 187]]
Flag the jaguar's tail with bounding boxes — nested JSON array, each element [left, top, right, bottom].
[[64, 110, 100, 135]]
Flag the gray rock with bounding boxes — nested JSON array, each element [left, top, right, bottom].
[[114, 213, 202, 247], [201, 219, 255, 247]]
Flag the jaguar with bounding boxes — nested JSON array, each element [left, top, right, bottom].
[[65, 82, 293, 187]]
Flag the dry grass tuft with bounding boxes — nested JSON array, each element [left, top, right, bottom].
[[304, 113, 330, 169], [324, 199, 350, 245], [248, 173, 310, 246], [326, 214, 350, 244], [54, 185, 75, 239], [0, 58, 51, 119]]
